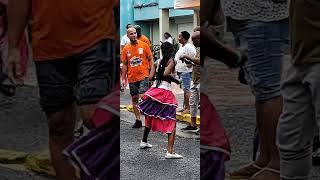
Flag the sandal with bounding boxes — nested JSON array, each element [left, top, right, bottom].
[[226, 162, 265, 179], [249, 167, 280, 180], [0, 72, 16, 96]]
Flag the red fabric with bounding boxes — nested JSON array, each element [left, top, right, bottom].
[[200, 93, 231, 160], [145, 116, 176, 134], [144, 87, 177, 106], [90, 83, 120, 128]]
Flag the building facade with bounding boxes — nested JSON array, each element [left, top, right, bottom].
[[120, 0, 199, 46]]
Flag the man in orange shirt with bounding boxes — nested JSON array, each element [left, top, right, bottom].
[[134, 25, 151, 48], [8, 0, 118, 179], [121, 27, 154, 128]]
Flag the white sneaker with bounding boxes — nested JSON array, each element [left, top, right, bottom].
[[140, 141, 152, 149], [165, 152, 183, 159]]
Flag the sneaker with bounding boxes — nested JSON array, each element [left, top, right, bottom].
[[132, 120, 142, 128], [74, 126, 84, 138], [165, 152, 183, 159], [181, 125, 198, 133], [140, 141, 152, 149], [195, 129, 200, 136]]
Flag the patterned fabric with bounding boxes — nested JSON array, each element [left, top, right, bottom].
[[63, 85, 120, 180], [137, 87, 177, 134], [222, 0, 289, 22], [63, 120, 119, 180]]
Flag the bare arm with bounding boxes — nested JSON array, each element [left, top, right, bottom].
[[8, 0, 31, 50], [181, 55, 200, 65], [121, 61, 128, 80], [164, 59, 180, 84], [149, 61, 156, 80], [147, 54, 154, 71], [7, 0, 31, 84], [163, 58, 174, 77], [201, 23, 243, 68], [147, 55, 155, 80]]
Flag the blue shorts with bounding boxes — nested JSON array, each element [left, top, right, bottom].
[[177, 72, 192, 93], [228, 18, 289, 101]]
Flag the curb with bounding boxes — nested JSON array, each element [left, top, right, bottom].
[[121, 105, 200, 125], [0, 149, 81, 178], [0, 149, 55, 177]]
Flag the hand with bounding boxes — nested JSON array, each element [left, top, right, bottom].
[[180, 55, 191, 61], [148, 75, 154, 81], [237, 49, 248, 66], [6, 48, 23, 86], [201, 21, 222, 41], [202, 21, 220, 35]]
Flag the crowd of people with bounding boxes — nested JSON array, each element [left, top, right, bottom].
[[4, 0, 319, 179], [120, 23, 201, 158]]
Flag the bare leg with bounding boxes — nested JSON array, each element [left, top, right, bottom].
[[132, 95, 141, 121], [258, 97, 282, 170], [79, 104, 96, 128], [255, 101, 271, 167], [190, 117, 197, 127], [47, 103, 77, 180], [142, 127, 151, 142], [167, 129, 176, 154], [185, 92, 191, 111]]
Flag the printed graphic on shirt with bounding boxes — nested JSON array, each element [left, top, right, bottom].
[[138, 48, 143, 54], [130, 56, 142, 67]]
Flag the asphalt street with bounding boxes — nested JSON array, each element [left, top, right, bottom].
[[120, 113, 200, 180]]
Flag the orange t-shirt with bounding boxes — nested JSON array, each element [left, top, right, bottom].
[[139, 35, 151, 47], [121, 41, 152, 83], [32, 0, 116, 61]]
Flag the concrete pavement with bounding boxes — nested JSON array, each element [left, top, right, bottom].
[[120, 119, 200, 180]]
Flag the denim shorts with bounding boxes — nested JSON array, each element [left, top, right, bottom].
[[177, 72, 192, 93], [35, 39, 117, 114], [128, 78, 149, 96], [228, 18, 289, 101]]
